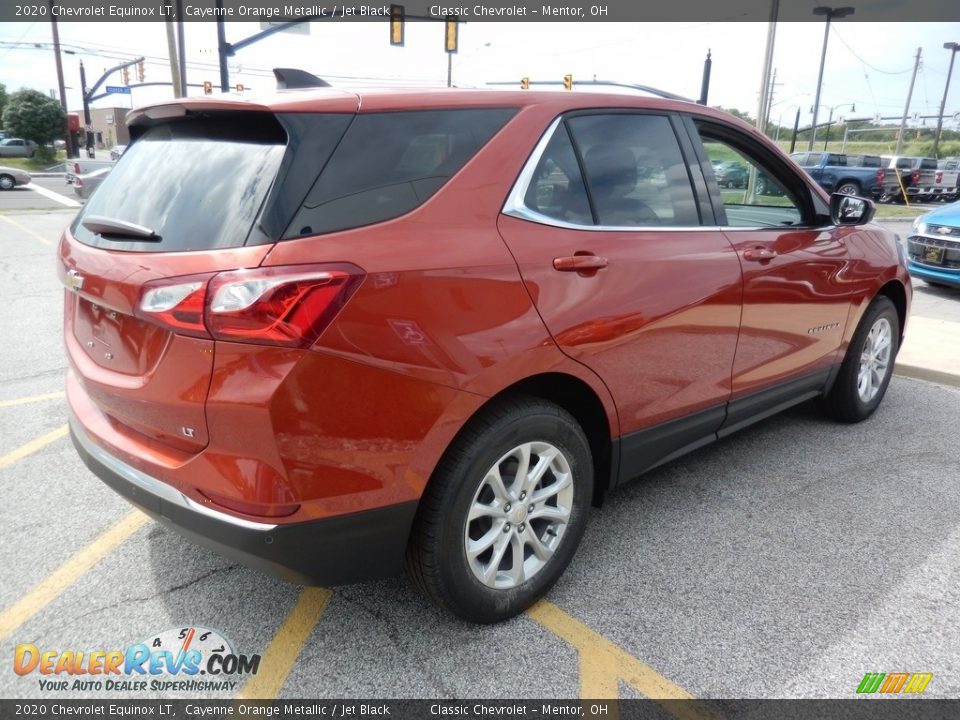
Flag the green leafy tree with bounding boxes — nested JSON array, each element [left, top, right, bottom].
[[1, 88, 66, 151], [0, 83, 8, 129]]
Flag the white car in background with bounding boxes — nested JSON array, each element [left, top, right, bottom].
[[0, 165, 32, 190]]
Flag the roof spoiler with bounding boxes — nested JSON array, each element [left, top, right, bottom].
[[273, 68, 331, 90]]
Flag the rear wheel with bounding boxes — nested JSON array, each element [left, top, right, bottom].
[[836, 181, 860, 196], [0, 174, 14, 190], [820, 296, 899, 422], [406, 397, 593, 623]]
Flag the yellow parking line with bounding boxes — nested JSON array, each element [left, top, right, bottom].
[[0, 424, 69, 471], [0, 510, 148, 639], [237, 587, 332, 699], [0, 213, 52, 246], [0, 391, 65, 409], [527, 601, 721, 719]]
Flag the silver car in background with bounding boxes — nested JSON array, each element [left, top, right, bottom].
[[0, 165, 32, 190]]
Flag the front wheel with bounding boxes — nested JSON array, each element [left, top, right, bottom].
[[820, 296, 899, 422], [406, 397, 593, 623]]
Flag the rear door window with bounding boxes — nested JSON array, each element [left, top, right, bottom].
[[565, 113, 700, 227], [71, 115, 287, 252], [286, 108, 515, 237]]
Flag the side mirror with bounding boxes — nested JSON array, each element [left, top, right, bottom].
[[830, 193, 875, 226]]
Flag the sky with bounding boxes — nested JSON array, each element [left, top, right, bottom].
[[1, 19, 959, 133]]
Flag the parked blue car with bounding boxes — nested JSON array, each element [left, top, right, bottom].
[[907, 202, 960, 289]]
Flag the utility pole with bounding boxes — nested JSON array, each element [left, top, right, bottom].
[[755, 0, 779, 133], [48, 1, 74, 159], [764, 67, 778, 133], [165, 20, 182, 98], [79, 61, 93, 158], [933, 42, 959, 158], [895, 47, 922, 155], [176, 0, 187, 95]]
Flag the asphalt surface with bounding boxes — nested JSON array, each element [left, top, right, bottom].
[[0, 210, 958, 703]]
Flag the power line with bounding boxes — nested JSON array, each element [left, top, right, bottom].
[[831, 27, 913, 75]]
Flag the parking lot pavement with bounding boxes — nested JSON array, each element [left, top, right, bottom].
[[1, 211, 958, 703], [0, 176, 81, 212]]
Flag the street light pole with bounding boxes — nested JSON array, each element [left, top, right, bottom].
[[933, 42, 959, 158], [808, 5, 854, 150], [790, 105, 802, 153], [823, 102, 854, 151]]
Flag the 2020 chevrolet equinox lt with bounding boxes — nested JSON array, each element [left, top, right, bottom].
[[60, 83, 910, 623]]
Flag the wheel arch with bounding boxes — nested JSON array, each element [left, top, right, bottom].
[[877, 279, 908, 345]]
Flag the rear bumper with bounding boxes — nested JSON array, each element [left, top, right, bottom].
[[70, 414, 418, 586]]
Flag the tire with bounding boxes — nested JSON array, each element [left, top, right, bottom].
[[836, 181, 860, 196], [0, 174, 14, 191], [819, 296, 899, 423], [406, 396, 593, 623]]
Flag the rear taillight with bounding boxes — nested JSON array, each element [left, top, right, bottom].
[[936, 170, 943, 184], [72, 162, 80, 175], [876, 169, 885, 183], [911, 169, 921, 185], [135, 264, 364, 348]]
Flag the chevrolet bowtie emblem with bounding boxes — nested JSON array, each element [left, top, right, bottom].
[[936, 226, 952, 235], [65, 269, 85, 291]]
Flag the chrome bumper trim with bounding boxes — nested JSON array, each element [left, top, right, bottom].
[[69, 415, 278, 532]]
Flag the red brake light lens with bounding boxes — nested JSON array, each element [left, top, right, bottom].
[[136, 264, 364, 348], [876, 169, 885, 183]]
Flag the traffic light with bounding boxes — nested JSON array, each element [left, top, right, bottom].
[[203, 81, 213, 95], [520, 77, 530, 90], [235, 84, 245, 93], [137, 60, 144, 82], [389, 4, 404, 47], [563, 74, 573, 91], [122, 66, 130, 85], [444, 16, 458, 54]]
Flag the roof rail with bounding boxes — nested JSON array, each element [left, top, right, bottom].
[[273, 68, 331, 90], [486, 80, 691, 102]]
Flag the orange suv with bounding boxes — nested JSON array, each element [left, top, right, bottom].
[[61, 82, 910, 622]]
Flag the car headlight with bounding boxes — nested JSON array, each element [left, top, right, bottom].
[[911, 216, 927, 235]]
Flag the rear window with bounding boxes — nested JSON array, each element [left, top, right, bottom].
[[847, 154, 881, 168], [71, 115, 286, 252], [285, 108, 515, 237], [826, 153, 846, 166], [920, 158, 938, 170]]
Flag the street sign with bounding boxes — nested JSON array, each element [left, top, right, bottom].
[[105, 85, 131, 95]]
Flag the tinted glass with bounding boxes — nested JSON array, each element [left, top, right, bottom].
[[72, 115, 286, 252], [287, 108, 515, 237], [827, 154, 846, 166], [566, 114, 699, 226], [522, 123, 591, 225], [920, 158, 938, 170]]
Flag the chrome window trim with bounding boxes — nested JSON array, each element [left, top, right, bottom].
[[501, 113, 819, 234], [70, 415, 278, 532]]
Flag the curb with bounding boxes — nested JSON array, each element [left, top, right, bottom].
[[894, 363, 960, 389], [30, 173, 67, 178]]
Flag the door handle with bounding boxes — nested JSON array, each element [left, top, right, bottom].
[[553, 255, 609, 272], [742, 247, 777, 262]]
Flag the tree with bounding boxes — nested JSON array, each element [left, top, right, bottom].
[[1, 88, 66, 149], [0, 83, 7, 129]]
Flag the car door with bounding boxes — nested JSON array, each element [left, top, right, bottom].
[[497, 112, 742, 479], [687, 118, 854, 434]]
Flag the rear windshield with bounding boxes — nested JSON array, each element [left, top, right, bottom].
[[286, 108, 515, 237], [71, 115, 286, 252], [920, 158, 938, 170], [847, 154, 881, 168]]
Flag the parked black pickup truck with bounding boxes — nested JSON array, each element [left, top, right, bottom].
[[791, 152, 885, 198]]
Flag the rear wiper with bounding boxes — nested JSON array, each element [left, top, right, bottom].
[[82, 215, 161, 242]]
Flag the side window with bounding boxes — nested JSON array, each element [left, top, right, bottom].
[[286, 108, 516, 237], [699, 134, 803, 228], [523, 123, 592, 225], [566, 114, 700, 227]]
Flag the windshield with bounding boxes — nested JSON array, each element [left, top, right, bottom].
[[71, 115, 286, 252]]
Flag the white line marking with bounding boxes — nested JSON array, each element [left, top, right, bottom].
[[24, 182, 82, 208]]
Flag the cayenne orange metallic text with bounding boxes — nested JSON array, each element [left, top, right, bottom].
[[60, 78, 911, 622]]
